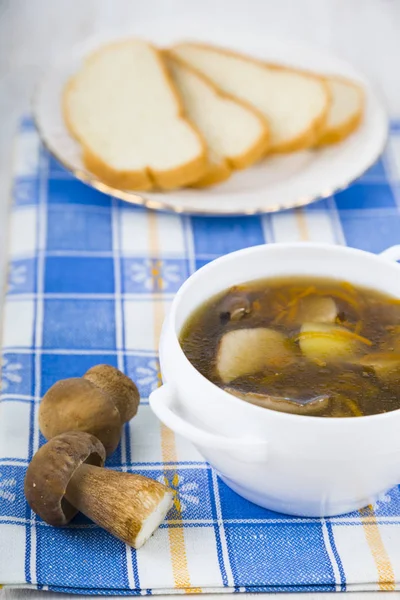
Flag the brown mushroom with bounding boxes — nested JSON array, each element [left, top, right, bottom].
[[218, 289, 252, 323], [39, 366, 140, 456], [24, 432, 174, 549], [225, 387, 330, 416], [83, 364, 139, 423], [39, 378, 121, 456], [24, 431, 106, 525]]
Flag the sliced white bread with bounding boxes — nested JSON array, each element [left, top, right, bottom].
[[170, 43, 330, 154], [316, 76, 364, 146], [63, 39, 208, 190], [165, 53, 270, 187]]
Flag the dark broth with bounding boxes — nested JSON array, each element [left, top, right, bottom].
[[180, 277, 400, 418]]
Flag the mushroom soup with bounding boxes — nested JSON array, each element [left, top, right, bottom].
[[180, 277, 400, 417]]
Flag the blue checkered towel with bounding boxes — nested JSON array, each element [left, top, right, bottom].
[[2, 117, 400, 594]]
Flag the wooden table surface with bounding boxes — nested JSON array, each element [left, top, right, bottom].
[[1, 0, 400, 597]]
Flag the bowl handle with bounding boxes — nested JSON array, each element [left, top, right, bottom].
[[149, 384, 269, 463], [380, 246, 400, 261]]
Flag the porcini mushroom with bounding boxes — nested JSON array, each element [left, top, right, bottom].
[[217, 328, 294, 384], [24, 431, 106, 525], [39, 378, 122, 456], [39, 366, 140, 456], [24, 432, 174, 549], [83, 364, 139, 423]]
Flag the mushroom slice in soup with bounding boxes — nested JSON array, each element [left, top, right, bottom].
[[224, 387, 330, 415], [218, 288, 252, 323], [380, 326, 400, 353], [216, 327, 294, 384], [298, 322, 372, 363], [295, 296, 337, 324], [359, 352, 400, 382]]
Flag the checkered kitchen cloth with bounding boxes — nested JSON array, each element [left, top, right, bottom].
[[2, 117, 400, 595]]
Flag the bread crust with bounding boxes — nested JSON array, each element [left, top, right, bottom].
[[63, 40, 208, 191], [194, 123, 273, 187], [165, 51, 269, 188], [315, 76, 364, 146], [171, 42, 331, 154], [193, 159, 232, 187]]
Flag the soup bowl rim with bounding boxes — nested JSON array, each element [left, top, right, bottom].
[[159, 242, 400, 425]]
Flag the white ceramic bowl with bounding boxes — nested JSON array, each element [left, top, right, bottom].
[[150, 243, 400, 517]]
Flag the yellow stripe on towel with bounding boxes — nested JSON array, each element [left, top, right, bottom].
[[148, 212, 201, 593], [160, 426, 200, 593], [359, 505, 395, 591], [295, 207, 310, 241], [294, 208, 395, 591]]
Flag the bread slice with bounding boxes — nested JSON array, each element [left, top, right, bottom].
[[170, 43, 330, 154], [316, 76, 364, 146], [164, 53, 270, 187], [63, 39, 208, 190]]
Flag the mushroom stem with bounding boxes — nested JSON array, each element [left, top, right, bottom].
[[65, 464, 174, 549]]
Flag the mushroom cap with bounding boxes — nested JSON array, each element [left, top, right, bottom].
[[24, 431, 106, 526], [218, 289, 251, 323], [83, 364, 139, 423], [39, 378, 122, 456]]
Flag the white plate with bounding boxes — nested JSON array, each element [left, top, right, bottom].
[[33, 22, 388, 216]]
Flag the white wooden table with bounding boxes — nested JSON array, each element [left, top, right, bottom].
[[1, 0, 400, 597]]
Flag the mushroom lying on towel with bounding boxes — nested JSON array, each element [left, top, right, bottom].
[[39, 365, 140, 456], [83, 364, 139, 423], [24, 432, 174, 549], [225, 387, 330, 415], [217, 327, 294, 383]]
